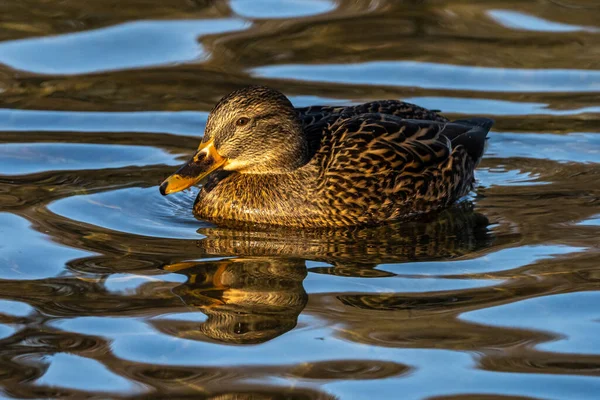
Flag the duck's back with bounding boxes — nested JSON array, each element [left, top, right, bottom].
[[295, 100, 493, 226], [297, 99, 449, 127]]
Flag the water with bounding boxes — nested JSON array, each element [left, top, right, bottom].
[[1, 0, 599, 398]]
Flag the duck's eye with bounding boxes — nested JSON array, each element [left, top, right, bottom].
[[236, 117, 250, 127]]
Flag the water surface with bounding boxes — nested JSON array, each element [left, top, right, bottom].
[[1, 0, 599, 399]]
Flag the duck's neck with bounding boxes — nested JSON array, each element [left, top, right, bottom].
[[195, 167, 319, 227]]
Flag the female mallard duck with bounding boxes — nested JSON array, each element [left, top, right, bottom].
[[160, 85, 492, 228]]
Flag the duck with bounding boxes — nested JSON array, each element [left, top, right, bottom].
[[160, 85, 493, 228]]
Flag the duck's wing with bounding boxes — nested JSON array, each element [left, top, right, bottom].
[[296, 100, 448, 127], [314, 114, 493, 221], [297, 105, 346, 126], [346, 100, 449, 122]]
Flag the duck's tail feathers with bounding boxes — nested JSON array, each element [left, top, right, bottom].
[[446, 117, 494, 164], [452, 117, 494, 131]]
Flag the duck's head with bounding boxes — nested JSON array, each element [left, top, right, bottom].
[[160, 85, 307, 195]]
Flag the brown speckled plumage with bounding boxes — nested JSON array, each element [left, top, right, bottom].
[[165, 86, 493, 227]]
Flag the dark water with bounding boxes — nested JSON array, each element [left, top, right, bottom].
[[1, 0, 599, 398]]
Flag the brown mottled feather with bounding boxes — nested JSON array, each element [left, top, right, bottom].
[[193, 92, 492, 227]]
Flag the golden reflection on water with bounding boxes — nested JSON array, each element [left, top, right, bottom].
[[162, 258, 309, 344], [0, 0, 599, 398]]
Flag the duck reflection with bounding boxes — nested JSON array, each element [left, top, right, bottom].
[[161, 258, 308, 344], [195, 204, 492, 271], [159, 205, 493, 345]]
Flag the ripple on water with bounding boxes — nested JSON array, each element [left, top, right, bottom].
[[578, 215, 600, 226], [48, 187, 203, 239], [404, 97, 600, 116], [373, 245, 583, 276], [49, 317, 149, 338], [0, 299, 31, 339], [103, 272, 187, 294], [251, 62, 600, 92], [476, 167, 548, 188], [488, 10, 600, 33], [0, 325, 16, 341], [0, 300, 35, 318], [0, 19, 248, 74], [288, 359, 410, 380], [487, 132, 600, 164], [0, 213, 91, 280], [0, 143, 179, 175], [304, 263, 501, 294], [230, 0, 335, 19], [34, 353, 143, 393], [109, 314, 408, 367], [461, 291, 600, 355], [0, 109, 206, 136]]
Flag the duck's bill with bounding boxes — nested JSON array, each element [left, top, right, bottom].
[[159, 140, 226, 195]]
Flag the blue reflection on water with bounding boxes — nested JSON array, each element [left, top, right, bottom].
[[35, 353, 141, 393], [462, 291, 600, 355], [0, 143, 179, 175], [0, 300, 35, 317], [488, 132, 600, 163], [252, 61, 600, 92], [230, 0, 335, 19], [0, 325, 15, 340], [324, 363, 600, 400], [375, 245, 583, 275], [0, 109, 206, 136], [489, 10, 599, 33], [48, 187, 203, 240], [477, 167, 548, 188], [0, 213, 92, 280], [404, 97, 600, 116], [304, 268, 500, 293], [0, 19, 248, 74], [103, 272, 187, 294], [578, 215, 600, 226]]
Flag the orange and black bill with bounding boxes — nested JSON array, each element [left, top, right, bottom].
[[159, 140, 226, 195]]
